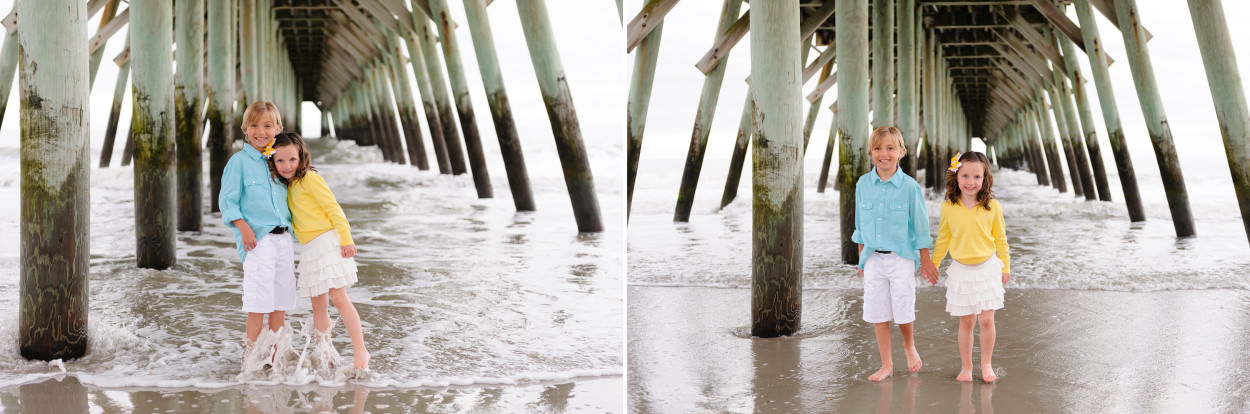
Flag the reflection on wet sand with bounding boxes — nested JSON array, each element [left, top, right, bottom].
[[628, 286, 1250, 413]]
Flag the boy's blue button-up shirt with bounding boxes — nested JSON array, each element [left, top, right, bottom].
[[219, 144, 292, 262], [851, 168, 932, 269]]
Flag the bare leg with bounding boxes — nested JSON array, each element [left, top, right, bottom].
[[311, 294, 331, 332], [246, 313, 264, 343], [869, 322, 894, 381], [956, 315, 976, 382], [268, 311, 286, 332], [898, 322, 923, 372], [979, 310, 997, 382], [329, 287, 370, 370]]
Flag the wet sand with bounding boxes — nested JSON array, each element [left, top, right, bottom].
[[0, 376, 621, 413], [628, 286, 1250, 413]]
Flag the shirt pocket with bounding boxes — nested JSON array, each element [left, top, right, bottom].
[[885, 201, 908, 237]]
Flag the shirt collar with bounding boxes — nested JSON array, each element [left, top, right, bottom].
[[242, 144, 263, 160], [870, 167, 903, 187]]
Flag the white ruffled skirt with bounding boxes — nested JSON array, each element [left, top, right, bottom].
[[296, 230, 358, 298], [943, 255, 1005, 316]]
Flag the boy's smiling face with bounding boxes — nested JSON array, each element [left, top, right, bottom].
[[869, 135, 904, 175], [245, 115, 281, 152]]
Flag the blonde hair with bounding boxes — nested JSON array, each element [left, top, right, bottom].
[[869, 126, 905, 153], [241, 101, 283, 134]]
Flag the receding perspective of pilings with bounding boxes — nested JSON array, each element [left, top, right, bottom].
[[750, 0, 802, 339], [131, 1, 176, 270], [19, 0, 90, 361], [1188, 0, 1250, 246], [516, 0, 604, 233]]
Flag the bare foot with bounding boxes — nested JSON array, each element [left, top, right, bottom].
[[905, 347, 923, 372], [955, 369, 973, 382], [354, 350, 371, 370], [981, 364, 997, 383], [868, 366, 893, 382]]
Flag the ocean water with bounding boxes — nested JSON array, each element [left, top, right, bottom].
[[628, 150, 1250, 292], [0, 135, 623, 408]]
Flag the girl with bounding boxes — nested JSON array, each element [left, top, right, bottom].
[[219, 101, 295, 371], [931, 151, 1011, 383], [268, 131, 371, 373]]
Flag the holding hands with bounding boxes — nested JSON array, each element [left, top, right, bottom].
[[921, 258, 940, 285]]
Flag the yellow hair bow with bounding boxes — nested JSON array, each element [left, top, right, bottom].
[[948, 153, 962, 172], [261, 138, 276, 158]]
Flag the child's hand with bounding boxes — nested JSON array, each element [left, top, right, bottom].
[[1002, 273, 1011, 284], [341, 244, 357, 258], [233, 221, 257, 251], [922, 262, 939, 285]]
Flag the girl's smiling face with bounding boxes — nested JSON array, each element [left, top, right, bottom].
[[957, 160, 985, 198], [245, 115, 281, 152], [272, 145, 300, 180]]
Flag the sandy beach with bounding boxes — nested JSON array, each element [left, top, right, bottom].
[[0, 375, 621, 413], [628, 285, 1250, 413]]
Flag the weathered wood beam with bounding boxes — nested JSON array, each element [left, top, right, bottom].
[[626, 0, 678, 52], [694, 10, 748, 75], [131, 0, 176, 269], [837, 0, 868, 264], [1026, 0, 1088, 55], [175, 0, 205, 231]]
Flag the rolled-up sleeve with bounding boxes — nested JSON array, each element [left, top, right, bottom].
[[910, 184, 932, 251], [219, 157, 243, 227]]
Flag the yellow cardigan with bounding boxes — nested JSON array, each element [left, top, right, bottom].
[[287, 171, 354, 246], [931, 199, 1010, 273]]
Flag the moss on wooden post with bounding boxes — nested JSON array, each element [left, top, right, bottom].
[[99, 42, 129, 169], [674, 0, 743, 222], [175, 0, 205, 231], [1188, 0, 1250, 245], [625, 0, 664, 217], [516, 0, 604, 233], [837, 0, 870, 265], [751, 0, 802, 338], [429, 0, 493, 198], [131, 1, 177, 269], [403, 23, 452, 174], [721, 93, 753, 210], [207, 0, 234, 213], [463, 0, 536, 211], [414, 10, 468, 175], [1112, 0, 1188, 229], [898, 0, 918, 176], [1070, 0, 1145, 223], [386, 35, 430, 170], [19, 0, 91, 361]]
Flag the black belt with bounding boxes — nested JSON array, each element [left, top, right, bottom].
[[875, 250, 892, 254], [269, 226, 288, 235]]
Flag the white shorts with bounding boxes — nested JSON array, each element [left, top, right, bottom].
[[242, 232, 296, 313], [862, 251, 917, 324]]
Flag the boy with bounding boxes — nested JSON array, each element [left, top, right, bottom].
[[219, 101, 295, 368], [852, 126, 940, 381]]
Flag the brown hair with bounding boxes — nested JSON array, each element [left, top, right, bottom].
[[268, 131, 314, 186], [869, 126, 905, 153], [944, 151, 994, 208], [241, 101, 283, 136]]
